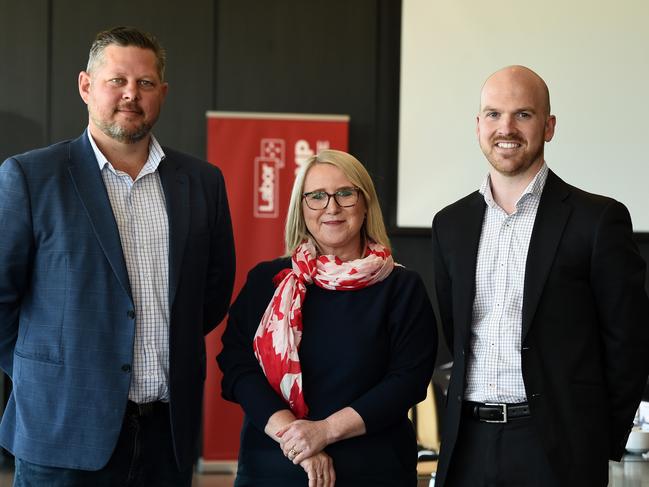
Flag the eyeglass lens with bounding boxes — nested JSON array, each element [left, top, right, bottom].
[[304, 188, 358, 209]]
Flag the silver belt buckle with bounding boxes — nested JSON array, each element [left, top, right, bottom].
[[484, 403, 507, 423]]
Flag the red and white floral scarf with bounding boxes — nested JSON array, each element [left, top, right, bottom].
[[252, 240, 395, 418]]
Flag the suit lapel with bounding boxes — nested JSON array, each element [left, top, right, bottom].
[[521, 170, 572, 340], [67, 132, 132, 298], [158, 155, 189, 308], [456, 192, 487, 344]]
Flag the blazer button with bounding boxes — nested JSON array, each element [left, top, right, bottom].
[[121, 364, 131, 373], [127, 310, 135, 319], [457, 395, 462, 403]]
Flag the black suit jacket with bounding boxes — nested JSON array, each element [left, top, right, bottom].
[[432, 170, 649, 486]]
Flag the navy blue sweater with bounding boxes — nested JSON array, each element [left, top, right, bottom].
[[217, 258, 437, 486]]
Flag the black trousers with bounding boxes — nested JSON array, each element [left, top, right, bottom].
[[444, 415, 560, 487], [14, 401, 193, 487]]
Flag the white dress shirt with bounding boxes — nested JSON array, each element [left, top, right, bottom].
[[88, 131, 170, 403], [464, 163, 549, 403]]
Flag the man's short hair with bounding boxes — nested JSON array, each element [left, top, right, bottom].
[[87, 26, 166, 81]]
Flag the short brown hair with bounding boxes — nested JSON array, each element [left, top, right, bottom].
[[87, 26, 166, 80]]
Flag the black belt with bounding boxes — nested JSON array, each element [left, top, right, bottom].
[[462, 401, 530, 423], [126, 400, 167, 417]]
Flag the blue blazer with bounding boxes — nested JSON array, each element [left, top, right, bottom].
[[0, 132, 235, 470]]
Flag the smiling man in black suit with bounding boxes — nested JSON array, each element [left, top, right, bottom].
[[432, 65, 649, 487]]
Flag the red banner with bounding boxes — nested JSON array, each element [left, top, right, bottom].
[[201, 112, 349, 469]]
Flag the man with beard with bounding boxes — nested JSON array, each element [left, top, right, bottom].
[[0, 26, 235, 486], [431, 65, 649, 486]]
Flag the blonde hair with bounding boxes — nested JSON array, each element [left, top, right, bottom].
[[284, 149, 390, 255]]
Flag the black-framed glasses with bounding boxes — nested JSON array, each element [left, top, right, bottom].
[[302, 187, 360, 210]]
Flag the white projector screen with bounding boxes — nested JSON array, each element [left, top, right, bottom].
[[398, 0, 649, 232]]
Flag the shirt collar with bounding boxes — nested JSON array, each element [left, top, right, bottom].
[[86, 129, 166, 175], [479, 162, 549, 209]]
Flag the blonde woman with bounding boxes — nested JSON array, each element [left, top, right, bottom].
[[218, 150, 437, 486]]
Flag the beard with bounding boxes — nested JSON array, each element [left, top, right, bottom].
[[90, 103, 155, 144], [99, 120, 153, 144], [481, 136, 544, 177]]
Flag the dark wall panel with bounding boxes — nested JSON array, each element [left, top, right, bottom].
[[373, 0, 403, 233], [0, 1, 49, 160], [215, 0, 378, 166]]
